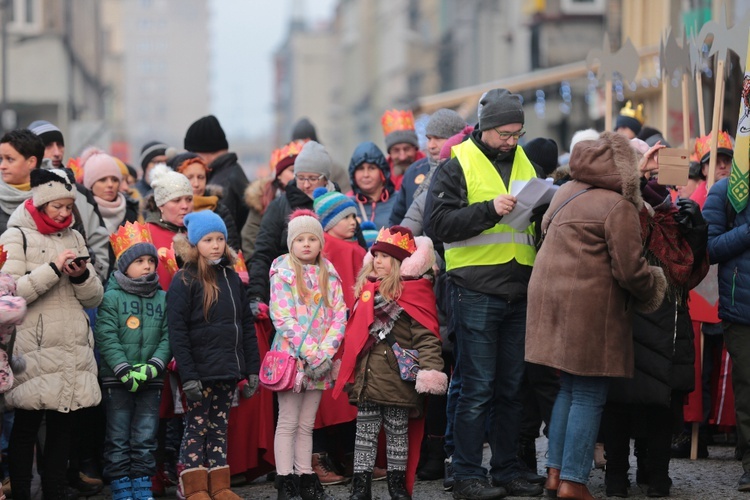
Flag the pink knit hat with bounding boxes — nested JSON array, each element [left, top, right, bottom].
[[439, 125, 474, 160], [81, 146, 122, 190]]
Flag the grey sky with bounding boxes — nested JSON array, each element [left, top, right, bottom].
[[209, 0, 337, 140]]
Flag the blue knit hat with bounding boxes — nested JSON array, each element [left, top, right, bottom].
[[360, 221, 378, 249], [184, 211, 228, 245], [312, 187, 357, 232]]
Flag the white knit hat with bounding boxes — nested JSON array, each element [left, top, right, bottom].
[[149, 163, 192, 207], [287, 209, 324, 250], [30, 168, 76, 207]]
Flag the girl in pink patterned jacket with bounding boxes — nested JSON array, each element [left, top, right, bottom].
[[269, 209, 346, 500]]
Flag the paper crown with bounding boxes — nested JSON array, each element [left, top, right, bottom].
[[269, 140, 306, 172], [158, 245, 179, 277], [619, 101, 645, 125], [67, 157, 84, 184], [374, 226, 417, 256], [109, 221, 154, 260], [0, 245, 7, 270], [694, 130, 734, 163], [381, 109, 416, 136]]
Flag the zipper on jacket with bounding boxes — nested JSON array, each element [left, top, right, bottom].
[[223, 268, 242, 374], [732, 267, 738, 306], [35, 314, 43, 351]]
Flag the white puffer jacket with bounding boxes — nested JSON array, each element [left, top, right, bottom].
[[0, 204, 103, 412]]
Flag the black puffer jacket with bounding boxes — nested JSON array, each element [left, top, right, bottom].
[[167, 241, 259, 383], [608, 296, 694, 408], [207, 152, 249, 233]]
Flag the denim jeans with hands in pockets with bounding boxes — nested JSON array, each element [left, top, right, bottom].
[[451, 284, 527, 484]]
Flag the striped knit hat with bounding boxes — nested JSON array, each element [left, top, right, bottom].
[[313, 187, 357, 232]]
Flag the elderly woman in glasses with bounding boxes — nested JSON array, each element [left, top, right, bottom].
[[247, 140, 342, 312]]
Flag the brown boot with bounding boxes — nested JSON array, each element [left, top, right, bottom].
[[207, 466, 242, 500], [180, 468, 212, 500], [311, 453, 347, 485], [557, 480, 596, 500], [545, 468, 560, 498]]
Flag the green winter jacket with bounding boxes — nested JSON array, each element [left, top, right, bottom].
[[94, 275, 170, 387]]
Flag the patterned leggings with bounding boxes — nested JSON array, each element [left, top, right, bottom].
[[353, 402, 409, 473], [180, 380, 234, 468]]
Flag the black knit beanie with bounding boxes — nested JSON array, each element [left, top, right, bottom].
[[184, 115, 229, 153]]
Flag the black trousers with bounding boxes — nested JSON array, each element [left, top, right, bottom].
[[9, 409, 77, 500]]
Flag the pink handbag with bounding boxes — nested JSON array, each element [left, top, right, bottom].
[[259, 300, 322, 392]]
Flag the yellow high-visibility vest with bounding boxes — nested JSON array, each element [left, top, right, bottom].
[[444, 139, 537, 271]]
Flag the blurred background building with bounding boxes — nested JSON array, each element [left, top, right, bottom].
[[0, 0, 746, 176]]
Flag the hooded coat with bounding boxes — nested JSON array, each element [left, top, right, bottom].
[[0, 205, 103, 412], [348, 142, 397, 230], [525, 131, 667, 378]]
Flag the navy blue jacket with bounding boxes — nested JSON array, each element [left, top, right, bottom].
[[167, 262, 259, 383], [704, 177, 750, 325], [388, 157, 430, 226]]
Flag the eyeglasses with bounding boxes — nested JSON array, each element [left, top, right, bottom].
[[295, 174, 326, 184], [494, 128, 526, 141]]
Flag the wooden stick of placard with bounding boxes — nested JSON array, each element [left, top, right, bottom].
[[662, 77, 669, 138], [706, 59, 725, 190], [682, 73, 691, 148], [605, 80, 612, 131], [696, 72, 707, 136]]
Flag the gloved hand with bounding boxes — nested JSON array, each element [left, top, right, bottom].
[[120, 369, 148, 393], [304, 358, 332, 380], [132, 361, 161, 381], [674, 198, 705, 229], [249, 298, 264, 318], [182, 380, 203, 401], [531, 203, 550, 250], [241, 375, 259, 399]]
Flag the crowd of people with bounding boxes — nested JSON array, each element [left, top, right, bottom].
[[0, 86, 743, 500]]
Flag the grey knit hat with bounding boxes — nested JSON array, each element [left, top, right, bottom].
[[117, 242, 158, 275], [294, 141, 332, 179], [478, 89, 524, 131], [425, 109, 467, 139], [287, 209, 325, 250]]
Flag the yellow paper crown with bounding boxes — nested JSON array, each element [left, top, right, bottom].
[[269, 140, 306, 172], [619, 100, 645, 125], [381, 109, 416, 136], [0, 245, 7, 270], [110, 221, 154, 260]]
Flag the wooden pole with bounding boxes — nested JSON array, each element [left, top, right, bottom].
[[605, 80, 612, 132], [662, 76, 669, 139], [707, 59, 725, 190], [696, 72, 706, 136], [690, 331, 705, 460], [682, 73, 691, 149]]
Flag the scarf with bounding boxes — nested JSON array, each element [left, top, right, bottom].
[[24, 198, 72, 234], [0, 181, 32, 216], [370, 292, 403, 339], [94, 193, 127, 234], [639, 206, 707, 296], [193, 195, 218, 212], [113, 270, 160, 298]]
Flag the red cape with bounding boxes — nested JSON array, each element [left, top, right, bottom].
[[333, 278, 439, 494], [315, 234, 366, 429], [227, 306, 276, 479]]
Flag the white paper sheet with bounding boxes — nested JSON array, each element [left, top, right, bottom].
[[503, 178, 558, 231]]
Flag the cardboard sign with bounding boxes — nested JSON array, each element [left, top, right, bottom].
[[656, 148, 690, 186]]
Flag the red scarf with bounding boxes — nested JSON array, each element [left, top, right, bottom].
[[24, 198, 72, 234]]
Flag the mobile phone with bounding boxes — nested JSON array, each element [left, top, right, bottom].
[[70, 256, 90, 266]]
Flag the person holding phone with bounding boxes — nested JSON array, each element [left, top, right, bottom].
[[0, 167, 103, 500]]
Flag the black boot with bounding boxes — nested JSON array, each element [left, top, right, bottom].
[[386, 471, 410, 500], [41, 481, 79, 500], [277, 474, 302, 500], [416, 436, 446, 480], [349, 472, 371, 500], [299, 473, 332, 500]]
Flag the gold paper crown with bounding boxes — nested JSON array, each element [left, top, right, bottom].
[[694, 130, 734, 162], [381, 109, 416, 136], [0, 245, 7, 270], [375, 226, 417, 254], [619, 101, 645, 125], [158, 246, 178, 277], [110, 221, 154, 260], [269, 140, 306, 172]]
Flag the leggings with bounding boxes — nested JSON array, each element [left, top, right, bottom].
[[354, 402, 409, 473], [180, 381, 234, 469], [274, 390, 323, 476]]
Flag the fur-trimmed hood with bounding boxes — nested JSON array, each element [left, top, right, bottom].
[[569, 131, 643, 209], [243, 177, 273, 213], [172, 232, 237, 268], [363, 235, 435, 278]]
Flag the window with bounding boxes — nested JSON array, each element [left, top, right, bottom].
[[560, 0, 606, 15], [6, 0, 42, 34]]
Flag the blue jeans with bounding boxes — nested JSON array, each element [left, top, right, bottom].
[[103, 386, 161, 480], [547, 372, 609, 484], [451, 285, 527, 483]]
